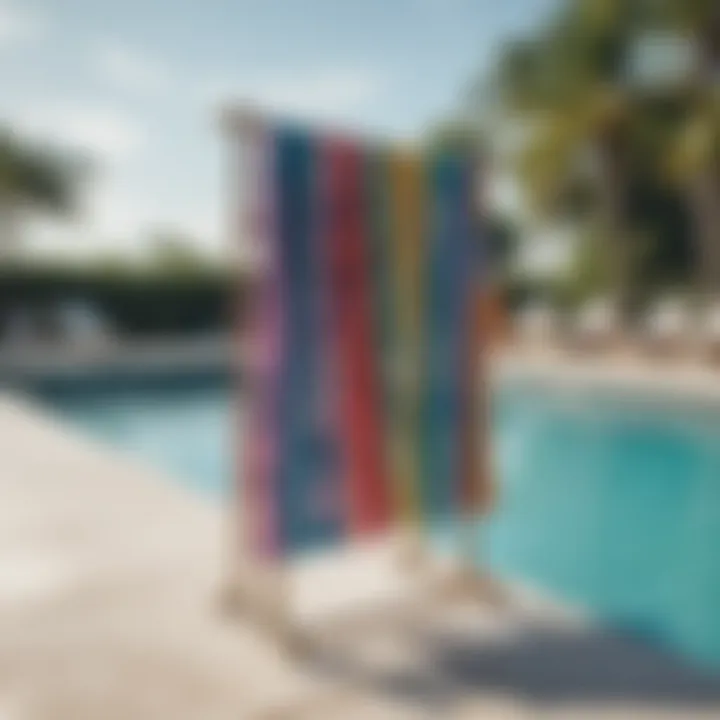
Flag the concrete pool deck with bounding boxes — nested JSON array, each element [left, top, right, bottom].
[[494, 348, 720, 406], [2, 386, 720, 719]]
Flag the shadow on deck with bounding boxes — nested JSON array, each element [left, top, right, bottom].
[[300, 610, 720, 715]]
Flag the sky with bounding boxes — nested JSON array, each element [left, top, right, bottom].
[[0, 0, 554, 260]]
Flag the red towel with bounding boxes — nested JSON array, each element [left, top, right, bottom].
[[321, 138, 391, 536]]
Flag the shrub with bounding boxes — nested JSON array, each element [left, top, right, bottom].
[[0, 266, 246, 338]]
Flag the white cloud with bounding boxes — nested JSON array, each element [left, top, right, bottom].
[[87, 181, 143, 238], [4, 97, 147, 258], [27, 180, 153, 260], [0, 2, 45, 47], [207, 67, 384, 128], [95, 40, 172, 94], [16, 104, 144, 163], [27, 183, 221, 262]]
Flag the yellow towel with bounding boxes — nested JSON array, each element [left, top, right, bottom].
[[387, 150, 426, 523]]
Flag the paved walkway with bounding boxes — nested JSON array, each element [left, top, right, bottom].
[[1, 394, 720, 719]]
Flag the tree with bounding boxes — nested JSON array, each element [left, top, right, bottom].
[[488, 0, 642, 310], [425, 118, 483, 156], [663, 2, 720, 295], [146, 230, 219, 276], [485, 0, 719, 307], [484, 212, 519, 283], [670, 99, 720, 295], [0, 128, 84, 259]]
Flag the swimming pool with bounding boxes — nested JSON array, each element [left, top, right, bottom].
[[37, 373, 720, 670], [39, 374, 232, 499]]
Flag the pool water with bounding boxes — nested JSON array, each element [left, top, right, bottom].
[[38, 375, 720, 669], [41, 377, 232, 499], [491, 383, 720, 669]]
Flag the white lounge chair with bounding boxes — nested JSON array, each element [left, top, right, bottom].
[[573, 297, 619, 351], [517, 303, 557, 348], [642, 298, 692, 355], [55, 301, 115, 346]]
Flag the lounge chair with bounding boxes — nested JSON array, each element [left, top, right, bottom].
[[54, 301, 115, 347], [641, 298, 692, 356], [572, 297, 619, 352], [517, 303, 557, 349]]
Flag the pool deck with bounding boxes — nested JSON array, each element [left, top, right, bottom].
[[494, 348, 720, 406], [2, 362, 720, 718]]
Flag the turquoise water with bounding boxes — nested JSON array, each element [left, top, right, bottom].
[[39, 376, 720, 669], [490, 383, 720, 669], [41, 377, 232, 499]]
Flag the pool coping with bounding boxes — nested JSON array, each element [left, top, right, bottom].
[[8, 337, 720, 408], [494, 350, 720, 411], [0, 335, 234, 388]]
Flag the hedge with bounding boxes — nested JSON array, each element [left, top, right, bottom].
[[0, 267, 246, 338]]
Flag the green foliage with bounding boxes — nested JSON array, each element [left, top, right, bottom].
[[557, 228, 613, 306], [425, 119, 483, 156], [0, 266, 243, 338], [484, 212, 520, 282], [146, 230, 222, 277], [483, 0, 720, 301], [0, 128, 84, 213]]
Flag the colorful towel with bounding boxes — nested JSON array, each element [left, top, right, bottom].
[[239, 120, 486, 558]]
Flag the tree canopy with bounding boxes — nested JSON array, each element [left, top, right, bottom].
[[482, 0, 720, 308], [0, 128, 84, 214]]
